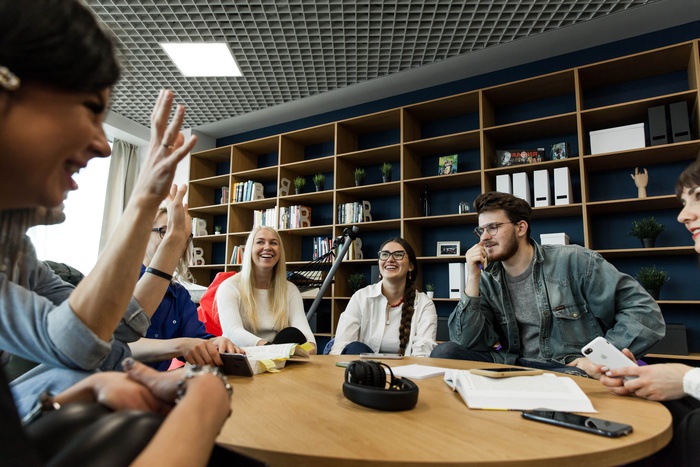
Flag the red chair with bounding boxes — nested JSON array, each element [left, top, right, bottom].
[[196, 271, 236, 336]]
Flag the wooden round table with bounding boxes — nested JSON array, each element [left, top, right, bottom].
[[216, 355, 672, 466]]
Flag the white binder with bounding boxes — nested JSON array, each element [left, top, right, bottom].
[[496, 174, 512, 194], [553, 167, 573, 205], [533, 169, 551, 207], [449, 263, 466, 299], [512, 172, 531, 205]]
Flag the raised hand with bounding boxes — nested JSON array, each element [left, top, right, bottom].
[[630, 167, 648, 198]]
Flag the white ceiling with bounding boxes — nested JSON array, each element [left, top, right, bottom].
[[88, 0, 700, 139]]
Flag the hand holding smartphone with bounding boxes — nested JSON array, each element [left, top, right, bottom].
[[522, 410, 633, 437], [581, 337, 637, 381], [469, 367, 544, 378]]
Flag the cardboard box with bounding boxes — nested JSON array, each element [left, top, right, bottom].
[[540, 233, 569, 245], [589, 123, 645, 154]]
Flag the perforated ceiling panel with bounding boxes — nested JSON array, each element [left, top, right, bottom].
[[86, 0, 661, 129]]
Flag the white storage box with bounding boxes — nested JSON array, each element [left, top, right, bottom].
[[540, 233, 570, 245], [589, 123, 645, 155]]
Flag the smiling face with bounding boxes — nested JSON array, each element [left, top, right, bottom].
[[476, 210, 523, 263], [677, 185, 700, 254], [251, 228, 281, 272], [0, 83, 111, 210], [379, 241, 414, 282]]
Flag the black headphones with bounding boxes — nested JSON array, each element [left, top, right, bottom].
[[343, 360, 419, 411]]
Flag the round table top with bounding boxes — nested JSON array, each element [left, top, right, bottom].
[[216, 355, 672, 467]]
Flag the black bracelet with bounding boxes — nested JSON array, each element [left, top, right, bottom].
[[145, 266, 173, 282]]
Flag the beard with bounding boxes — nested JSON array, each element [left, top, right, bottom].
[[485, 232, 520, 263]]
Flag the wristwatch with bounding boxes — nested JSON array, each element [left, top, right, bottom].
[[22, 390, 61, 425], [176, 363, 233, 403]]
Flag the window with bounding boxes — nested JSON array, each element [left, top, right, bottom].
[[27, 156, 111, 276]]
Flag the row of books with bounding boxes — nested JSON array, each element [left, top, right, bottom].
[[230, 245, 245, 264], [312, 236, 334, 260], [253, 205, 312, 230], [232, 180, 264, 203], [337, 201, 372, 224]]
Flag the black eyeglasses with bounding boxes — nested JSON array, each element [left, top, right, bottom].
[[473, 222, 515, 239], [378, 250, 406, 261], [151, 227, 194, 244]]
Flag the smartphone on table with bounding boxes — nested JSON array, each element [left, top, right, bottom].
[[469, 367, 544, 378], [521, 410, 633, 437], [581, 337, 638, 380], [359, 353, 403, 360]]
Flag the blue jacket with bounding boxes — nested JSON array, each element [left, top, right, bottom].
[[448, 241, 665, 364], [140, 266, 213, 371]]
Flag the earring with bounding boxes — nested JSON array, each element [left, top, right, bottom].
[[407, 271, 413, 280], [0, 66, 20, 91]]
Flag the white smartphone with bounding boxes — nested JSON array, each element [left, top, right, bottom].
[[581, 337, 637, 380], [469, 367, 544, 378], [359, 353, 403, 360]]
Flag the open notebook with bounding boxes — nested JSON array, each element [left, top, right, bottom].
[[444, 370, 596, 412]]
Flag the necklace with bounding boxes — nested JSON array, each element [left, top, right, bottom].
[[385, 297, 404, 325]]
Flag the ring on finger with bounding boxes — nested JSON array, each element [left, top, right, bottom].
[[161, 141, 174, 149]]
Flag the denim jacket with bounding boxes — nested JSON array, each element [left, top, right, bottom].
[[448, 241, 665, 365]]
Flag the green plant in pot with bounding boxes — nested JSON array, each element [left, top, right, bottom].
[[313, 173, 325, 191], [380, 162, 392, 182], [293, 176, 306, 194], [348, 272, 367, 293], [354, 167, 366, 186], [425, 283, 435, 298], [629, 216, 665, 248], [636, 265, 669, 300]]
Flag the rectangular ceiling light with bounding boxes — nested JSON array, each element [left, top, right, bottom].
[[160, 42, 242, 77]]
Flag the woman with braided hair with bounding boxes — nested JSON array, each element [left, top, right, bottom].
[[330, 238, 437, 356]]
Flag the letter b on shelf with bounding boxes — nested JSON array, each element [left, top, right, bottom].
[[299, 206, 311, 228], [279, 177, 291, 197]]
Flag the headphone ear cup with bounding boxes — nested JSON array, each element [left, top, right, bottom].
[[342, 361, 419, 411]]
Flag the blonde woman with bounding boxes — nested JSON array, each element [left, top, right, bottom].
[[216, 226, 317, 353]]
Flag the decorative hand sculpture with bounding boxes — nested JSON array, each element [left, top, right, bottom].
[[631, 167, 648, 198]]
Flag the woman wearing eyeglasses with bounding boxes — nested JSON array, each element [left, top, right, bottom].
[[216, 226, 317, 353], [329, 238, 437, 356], [127, 195, 244, 371]]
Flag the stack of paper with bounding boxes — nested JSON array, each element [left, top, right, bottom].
[[444, 370, 596, 412], [389, 364, 447, 380]]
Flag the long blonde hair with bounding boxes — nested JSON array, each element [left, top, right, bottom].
[[232, 226, 289, 333]]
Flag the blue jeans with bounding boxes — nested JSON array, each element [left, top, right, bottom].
[[430, 341, 589, 377]]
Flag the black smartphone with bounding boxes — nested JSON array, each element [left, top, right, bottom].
[[219, 353, 254, 377], [521, 410, 633, 437]]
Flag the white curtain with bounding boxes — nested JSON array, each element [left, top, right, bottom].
[[99, 138, 139, 253]]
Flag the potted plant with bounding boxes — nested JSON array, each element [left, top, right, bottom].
[[425, 283, 435, 299], [348, 272, 367, 293], [380, 162, 392, 183], [214, 225, 222, 235], [354, 167, 366, 186], [293, 176, 306, 195], [629, 216, 665, 248], [636, 265, 669, 300], [313, 173, 325, 191]]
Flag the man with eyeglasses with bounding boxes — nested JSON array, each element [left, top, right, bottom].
[[430, 191, 665, 378]]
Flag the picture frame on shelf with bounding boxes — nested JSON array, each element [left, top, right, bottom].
[[438, 154, 458, 175], [550, 142, 570, 160], [437, 241, 461, 257]]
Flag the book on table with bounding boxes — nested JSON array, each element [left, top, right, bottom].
[[444, 370, 596, 412], [241, 342, 312, 374]]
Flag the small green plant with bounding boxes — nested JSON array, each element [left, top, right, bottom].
[[629, 216, 665, 240], [380, 162, 392, 180], [293, 176, 306, 192], [313, 173, 325, 187], [425, 283, 435, 292], [354, 167, 366, 185], [636, 265, 670, 290], [348, 272, 368, 292]]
